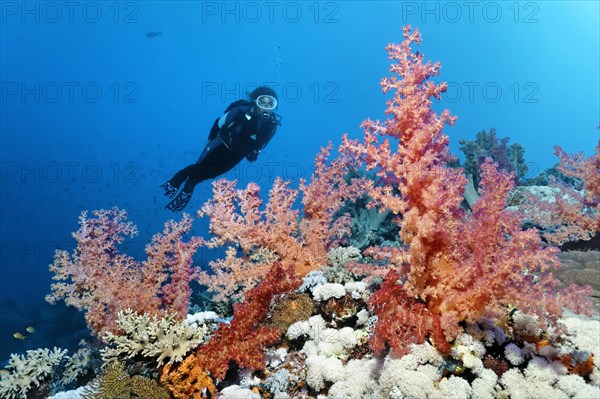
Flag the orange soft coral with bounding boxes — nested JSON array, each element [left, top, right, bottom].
[[197, 142, 366, 300], [561, 353, 596, 378], [160, 355, 215, 399], [342, 26, 593, 348]]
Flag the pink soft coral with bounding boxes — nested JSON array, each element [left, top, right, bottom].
[[197, 143, 367, 301], [521, 143, 599, 246], [46, 208, 202, 337], [555, 143, 600, 204], [438, 159, 592, 338], [343, 26, 593, 347]]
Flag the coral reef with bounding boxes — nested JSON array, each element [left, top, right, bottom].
[[196, 142, 368, 302], [3, 24, 596, 399], [57, 346, 95, 388], [517, 143, 599, 246], [263, 293, 316, 332], [369, 270, 451, 357], [159, 355, 215, 399], [341, 26, 593, 344], [193, 263, 301, 380]]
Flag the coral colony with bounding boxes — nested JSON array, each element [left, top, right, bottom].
[[2, 25, 599, 399]]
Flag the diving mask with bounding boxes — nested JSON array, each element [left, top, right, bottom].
[[256, 94, 277, 112]]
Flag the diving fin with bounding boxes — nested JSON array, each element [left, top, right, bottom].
[[164, 191, 192, 212], [160, 182, 178, 199]]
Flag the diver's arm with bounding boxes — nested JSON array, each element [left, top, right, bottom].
[[246, 125, 277, 162], [207, 110, 234, 140], [218, 112, 229, 128], [261, 123, 278, 150], [207, 118, 220, 141]]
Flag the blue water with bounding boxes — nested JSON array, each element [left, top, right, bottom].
[[1, 1, 598, 360]]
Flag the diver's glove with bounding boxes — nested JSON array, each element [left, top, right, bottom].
[[246, 151, 258, 162], [164, 191, 192, 212], [160, 182, 178, 199]]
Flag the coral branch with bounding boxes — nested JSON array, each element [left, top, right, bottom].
[[195, 263, 301, 380], [46, 208, 202, 337], [369, 270, 451, 356], [521, 143, 599, 246]]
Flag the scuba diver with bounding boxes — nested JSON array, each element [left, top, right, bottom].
[[161, 86, 282, 212]]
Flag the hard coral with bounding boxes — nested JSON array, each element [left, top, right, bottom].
[[263, 293, 315, 332], [459, 127, 528, 187], [0, 348, 67, 399], [84, 362, 170, 399], [101, 309, 208, 366]]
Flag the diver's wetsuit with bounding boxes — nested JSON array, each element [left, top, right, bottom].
[[163, 100, 281, 212]]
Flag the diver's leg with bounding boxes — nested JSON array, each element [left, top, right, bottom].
[[182, 146, 244, 192], [168, 163, 201, 187], [160, 164, 197, 198], [161, 139, 216, 199], [163, 163, 202, 212], [165, 140, 243, 212], [165, 139, 226, 212]]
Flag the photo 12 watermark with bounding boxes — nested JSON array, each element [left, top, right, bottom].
[[0, 240, 75, 267], [2, 81, 140, 104], [200, 81, 340, 104], [220, 159, 310, 183], [440, 81, 540, 104], [1, 161, 141, 185], [401, 1, 540, 24], [200, 1, 340, 24], [1, 1, 140, 24]]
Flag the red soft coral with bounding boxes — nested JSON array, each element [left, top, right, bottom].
[[195, 263, 301, 380], [437, 159, 593, 337], [369, 269, 450, 357]]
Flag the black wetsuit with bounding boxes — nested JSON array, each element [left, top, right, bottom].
[[163, 100, 280, 211]]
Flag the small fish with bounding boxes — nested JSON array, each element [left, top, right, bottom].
[[0, 369, 8, 374], [146, 31, 162, 38], [12, 332, 26, 340], [25, 326, 35, 334]]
